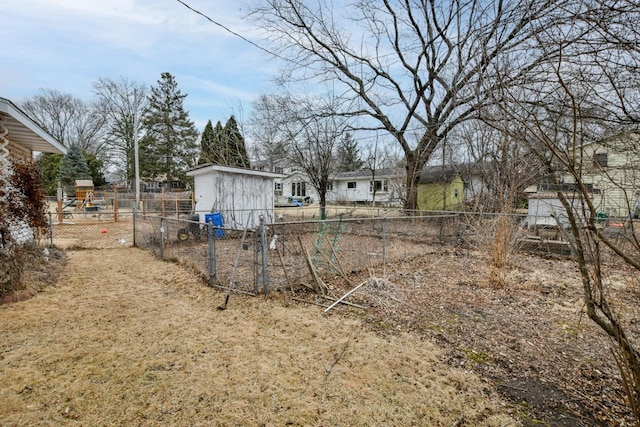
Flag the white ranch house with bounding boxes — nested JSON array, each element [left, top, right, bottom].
[[187, 164, 282, 229], [326, 168, 403, 206], [277, 169, 404, 206]]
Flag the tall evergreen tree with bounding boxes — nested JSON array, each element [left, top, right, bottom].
[[336, 132, 363, 172], [223, 116, 250, 168], [142, 72, 199, 186], [57, 143, 91, 194], [198, 120, 215, 164], [210, 121, 226, 164], [36, 153, 63, 196], [83, 151, 107, 188]]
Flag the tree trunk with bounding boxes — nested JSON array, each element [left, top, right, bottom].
[[319, 191, 327, 220], [403, 155, 424, 213]]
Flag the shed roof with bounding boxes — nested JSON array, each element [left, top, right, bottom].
[[187, 163, 284, 179], [74, 179, 94, 188], [0, 97, 67, 155]]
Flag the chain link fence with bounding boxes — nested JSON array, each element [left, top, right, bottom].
[[46, 212, 134, 249], [48, 204, 584, 293], [129, 210, 512, 296]]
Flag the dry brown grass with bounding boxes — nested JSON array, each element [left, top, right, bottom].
[[0, 247, 515, 426]]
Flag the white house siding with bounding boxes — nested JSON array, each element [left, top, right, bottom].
[[280, 172, 319, 203], [188, 165, 281, 229], [327, 170, 403, 206], [328, 179, 367, 203]]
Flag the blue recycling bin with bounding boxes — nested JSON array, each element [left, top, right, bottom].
[[204, 212, 224, 237]]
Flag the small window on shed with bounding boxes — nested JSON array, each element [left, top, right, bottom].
[[593, 152, 608, 168], [347, 181, 357, 189]]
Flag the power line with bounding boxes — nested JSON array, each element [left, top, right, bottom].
[[175, 0, 278, 58]]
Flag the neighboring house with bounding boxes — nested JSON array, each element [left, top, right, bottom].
[[251, 159, 287, 176], [252, 160, 309, 200], [455, 162, 498, 206], [561, 132, 640, 217], [0, 97, 67, 160], [326, 168, 404, 206], [417, 165, 464, 211], [253, 158, 405, 206], [280, 170, 318, 204], [187, 163, 283, 229], [143, 173, 189, 192]]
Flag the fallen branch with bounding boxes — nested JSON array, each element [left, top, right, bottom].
[[321, 233, 351, 283], [324, 281, 367, 313], [299, 236, 328, 295], [320, 295, 367, 310], [324, 341, 349, 381], [275, 245, 294, 294], [291, 297, 330, 308]]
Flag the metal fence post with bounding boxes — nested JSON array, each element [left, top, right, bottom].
[[259, 214, 269, 295], [159, 217, 165, 259], [254, 229, 260, 294], [382, 216, 387, 271], [132, 207, 137, 247], [48, 212, 53, 248], [207, 223, 216, 287]]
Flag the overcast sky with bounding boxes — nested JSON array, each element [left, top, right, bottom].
[[0, 0, 278, 130]]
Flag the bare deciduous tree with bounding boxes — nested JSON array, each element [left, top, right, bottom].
[[250, 0, 564, 211], [489, 0, 640, 418], [248, 94, 290, 171], [93, 77, 148, 188], [21, 89, 107, 157], [251, 92, 349, 218]]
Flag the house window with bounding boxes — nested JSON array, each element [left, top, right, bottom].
[[274, 166, 283, 174], [292, 181, 306, 197], [369, 180, 388, 193], [454, 188, 459, 198], [347, 181, 357, 189], [274, 182, 283, 196], [327, 181, 333, 191], [593, 153, 608, 168]]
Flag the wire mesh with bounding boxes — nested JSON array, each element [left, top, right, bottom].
[[49, 207, 589, 294], [48, 212, 134, 249]]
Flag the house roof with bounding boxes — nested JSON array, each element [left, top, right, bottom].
[[332, 168, 401, 180], [187, 163, 284, 179], [419, 165, 461, 184], [0, 97, 67, 155], [419, 162, 499, 184]]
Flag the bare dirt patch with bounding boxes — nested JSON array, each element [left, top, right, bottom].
[[0, 247, 515, 426], [332, 248, 638, 426]]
